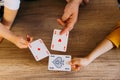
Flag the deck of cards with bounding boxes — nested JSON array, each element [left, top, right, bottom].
[[28, 29, 71, 71]]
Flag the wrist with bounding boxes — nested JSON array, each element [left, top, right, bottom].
[[0, 22, 11, 30], [0, 23, 17, 44], [85, 55, 94, 63]]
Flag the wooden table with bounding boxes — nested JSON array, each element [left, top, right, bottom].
[[0, 0, 120, 79]]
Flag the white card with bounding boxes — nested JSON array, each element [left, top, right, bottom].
[[28, 39, 50, 61], [48, 54, 71, 71], [51, 29, 69, 52]]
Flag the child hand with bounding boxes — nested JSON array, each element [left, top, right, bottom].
[[70, 57, 91, 71], [14, 35, 33, 49]]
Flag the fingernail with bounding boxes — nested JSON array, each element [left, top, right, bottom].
[[27, 35, 31, 42]]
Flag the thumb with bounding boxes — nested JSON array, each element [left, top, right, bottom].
[[57, 19, 65, 26], [66, 0, 70, 3]]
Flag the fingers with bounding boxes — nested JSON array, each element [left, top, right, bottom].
[[26, 34, 33, 42], [59, 1, 79, 35], [19, 44, 28, 49], [21, 38, 29, 45], [60, 14, 76, 35], [18, 38, 28, 49], [83, 0, 89, 4], [60, 10, 78, 35], [66, 0, 70, 3], [60, 20, 74, 35], [17, 35, 33, 49], [57, 19, 65, 26], [71, 65, 81, 71], [57, 18, 73, 35], [14, 34, 33, 49], [70, 59, 81, 71], [27, 35, 31, 42]]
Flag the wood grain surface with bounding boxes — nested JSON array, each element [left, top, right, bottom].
[[0, 0, 120, 80]]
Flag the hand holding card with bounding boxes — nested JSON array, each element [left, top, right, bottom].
[[28, 39, 50, 61], [51, 29, 69, 52]]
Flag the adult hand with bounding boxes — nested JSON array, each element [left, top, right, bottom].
[[57, 0, 89, 35]]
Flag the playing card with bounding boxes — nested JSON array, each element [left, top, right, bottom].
[[28, 39, 50, 61], [51, 29, 69, 52], [48, 54, 71, 71]]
